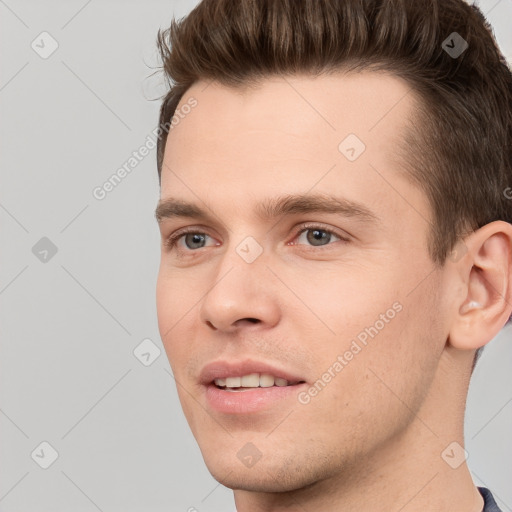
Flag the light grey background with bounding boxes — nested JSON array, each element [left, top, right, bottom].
[[0, 1, 511, 511]]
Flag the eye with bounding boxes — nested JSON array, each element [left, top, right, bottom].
[[164, 229, 218, 251], [181, 232, 210, 250], [292, 224, 347, 247]]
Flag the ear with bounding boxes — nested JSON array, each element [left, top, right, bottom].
[[448, 221, 512, 350]]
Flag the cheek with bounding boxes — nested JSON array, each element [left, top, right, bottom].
[[156, 272, 173, 339], [156, 271, 201, 422], [156, 269, 192, 360], [156, 264, 201, 329], [294, 300, 440, 455], [156, 266, 213, 391], [285, 263, 401, 345], [295, 263, 442, 405]]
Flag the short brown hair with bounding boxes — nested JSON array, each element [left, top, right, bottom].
[[156, 0, 512, 270]]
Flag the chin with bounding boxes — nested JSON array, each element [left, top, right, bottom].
[[201, 446, 329, 494], [207, 463, 307, 493]]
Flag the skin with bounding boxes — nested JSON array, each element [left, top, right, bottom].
[[155, 71, 512, 511]]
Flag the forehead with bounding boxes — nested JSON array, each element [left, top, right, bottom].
[[166, 71, 415, 150], [160, 71, 428, 230]]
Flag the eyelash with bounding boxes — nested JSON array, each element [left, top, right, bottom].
[[164, 223, 349, 252]]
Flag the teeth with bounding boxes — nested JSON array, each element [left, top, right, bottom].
[[241, 373, 260, 387], [214, 373, 296, 388], [225, 376, 241, 387], [259, 374, 274, 387]]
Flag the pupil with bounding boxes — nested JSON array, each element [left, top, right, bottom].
[[307, 229, 330, 246], [185, 233, 205, 249]]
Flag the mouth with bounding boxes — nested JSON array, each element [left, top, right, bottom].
[[200, 360, 308, 413], [213, 373, 305, 391]]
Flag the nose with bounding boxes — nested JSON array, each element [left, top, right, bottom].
[[199, 244, 281, 333]]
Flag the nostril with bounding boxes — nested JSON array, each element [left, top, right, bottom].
[[205, 320, 217, 330]]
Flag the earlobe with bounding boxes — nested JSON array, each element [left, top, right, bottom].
[[448, 221, 512, 351]]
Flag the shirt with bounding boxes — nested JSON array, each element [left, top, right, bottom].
[[480, 487, 503, 512]]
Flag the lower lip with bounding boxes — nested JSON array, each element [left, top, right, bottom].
[[204, 383, 307, 414]]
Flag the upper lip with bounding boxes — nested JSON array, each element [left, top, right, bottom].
[[199, 359, 306, 385]]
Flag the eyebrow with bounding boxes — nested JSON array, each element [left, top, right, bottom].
[[155, 193, 380, 226]]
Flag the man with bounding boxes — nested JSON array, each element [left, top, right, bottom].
[[154, 0, 511, 510]]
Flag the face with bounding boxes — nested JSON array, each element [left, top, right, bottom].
[[156, 72, 453, 492]]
